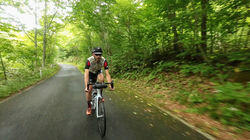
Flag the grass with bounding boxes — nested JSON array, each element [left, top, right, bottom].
[[152, 93, 165, 98], [0, 65, 60, 98], [114, 71, 250, 139]]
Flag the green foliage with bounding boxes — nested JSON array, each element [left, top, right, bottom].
[[216, 73, 229, 83], [0, 65, 59, 98], [69, 0, 249, 84], [173, 89, 204, 105], [205, 82, 250, 130], [141, 68, 152, 76], [184, 108, 200, 114], [180, 63, 215, 76], [187, 93, 204, 104], [172, 90, 191, 104], [228, 51, 250, 63], [144, 72, 156, 83], [172, 80, 250, 130], [153, 93, 164, 98], [1, 0, 63, 73], [155, 61, 179, 72]]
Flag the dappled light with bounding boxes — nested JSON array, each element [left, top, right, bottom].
[[0, 0, 249, 140]]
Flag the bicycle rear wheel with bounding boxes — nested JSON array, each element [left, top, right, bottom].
[[97, 98, 106, 137]]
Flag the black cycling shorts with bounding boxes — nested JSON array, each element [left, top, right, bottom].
[[89, 70, 102, 83]]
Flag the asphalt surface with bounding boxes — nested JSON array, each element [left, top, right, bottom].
[[0, 64, 210, 140]]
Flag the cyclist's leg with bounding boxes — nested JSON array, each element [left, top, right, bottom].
[[86, 85, 92, 102], [97, 70, 104, 83], [97, 73, 104, 83], [86, 72, 97, 115], [97, 72, 104, 98], [86, 75, 95, 102]]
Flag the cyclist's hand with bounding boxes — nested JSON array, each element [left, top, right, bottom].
[[85, 88, 89, 92], [109, 86, 114, 91]]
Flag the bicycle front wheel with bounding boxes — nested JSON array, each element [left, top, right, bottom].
[[97, 98, 106, 137]]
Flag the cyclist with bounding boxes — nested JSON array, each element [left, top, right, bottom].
[[84, 47, 114, 115]]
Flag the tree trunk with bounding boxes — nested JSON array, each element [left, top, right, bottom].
[[209, 23, 214, 54], [237, 27, 244, 49], [210, 30, 214, 54], [42, 0, 47, 68], [244, 30, 249, 49], [193, 8, 200, 53], [172, 24, 179, 52], [201, 0, 208, 54], [127, 18, 133, 51], [170, 12, 179, 52], [86, 30, 93, 52], [0, 52, 7, 80], [35, 0, 38, 68]]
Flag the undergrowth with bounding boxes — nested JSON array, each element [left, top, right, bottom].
[[0, 65, 60, 98], [113, 61, 250, 131]]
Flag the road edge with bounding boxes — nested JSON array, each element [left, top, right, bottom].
[[132, 90, 216, 140], [0, 65, 61, 104]]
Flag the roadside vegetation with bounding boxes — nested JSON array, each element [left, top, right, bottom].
[[1, 0, 249, 139], [114, 68, 249, 138], [113, 58, 250, 132], [0, 65, 60, 98], [0, 1, 65, 99]]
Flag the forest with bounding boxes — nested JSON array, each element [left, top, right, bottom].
[[0, 0, 249, 137]]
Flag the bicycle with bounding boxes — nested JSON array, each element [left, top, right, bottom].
[[87, 81, 114, 137]]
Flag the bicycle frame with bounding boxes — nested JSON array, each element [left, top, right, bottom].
[[88, 81, 113, 118], [92, 88, 104, 118]]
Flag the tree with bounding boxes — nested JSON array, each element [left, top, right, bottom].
[[42, 0, 47, 68], [201, 0, 208, 55]]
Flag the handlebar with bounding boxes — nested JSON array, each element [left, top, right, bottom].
[[87, 81, 114, 90]]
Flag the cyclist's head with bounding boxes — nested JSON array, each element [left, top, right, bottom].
[[92, 47, 102, 55], [92, 47, 102, 60]]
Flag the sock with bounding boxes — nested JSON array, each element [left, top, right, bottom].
[[87, 101, 91, 108]]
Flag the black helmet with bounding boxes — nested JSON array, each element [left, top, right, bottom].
[[92, 47, 103, 55]]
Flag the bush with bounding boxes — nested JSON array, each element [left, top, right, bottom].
[[228, 51, 250, 64], [0, 65, 59, 98], [180, 63, 215, 76], [155, 61, 179, 72], [173, 90, 204, 105], [172, 90, 190, 104], [205, 82, 250, 130]]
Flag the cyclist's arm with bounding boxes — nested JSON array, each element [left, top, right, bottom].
[[105, 69, 112, 83], [103, 60, 112, 83], [84, 69, 89, 89], [84, 60, 90, 90]]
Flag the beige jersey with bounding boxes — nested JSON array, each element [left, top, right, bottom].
[[85, 56, 108, 74]]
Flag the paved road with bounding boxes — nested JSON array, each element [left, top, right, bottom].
[[0, 64, 209, 140]]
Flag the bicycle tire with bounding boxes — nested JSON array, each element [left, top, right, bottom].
[[97, 98, 106, 137]]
